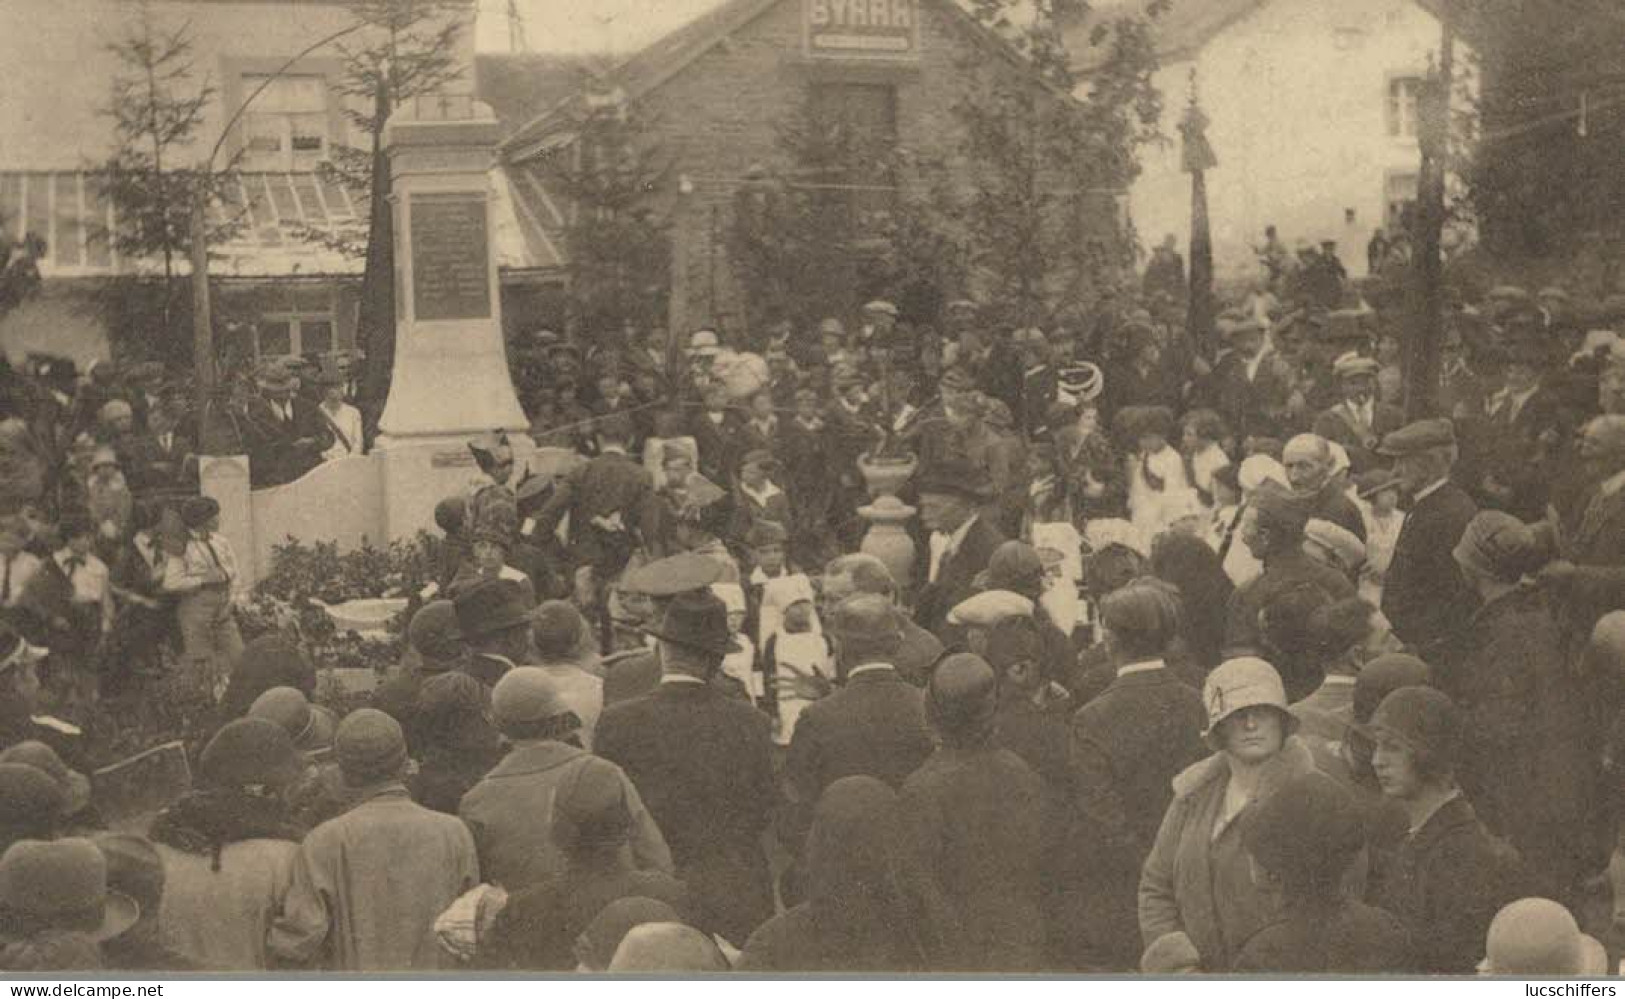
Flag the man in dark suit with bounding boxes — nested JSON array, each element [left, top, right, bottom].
[[1539, 415, 1625, 649], [1067, 580, 1207, 970], [1474, 339, 1569, 521], [913, 460, 1006, 642], [687, 382, 746, 488], [534, 415, 660, 619], [593, 590, 778, 946], [785, 594, 933, 804], [125, 403, 197, 501], [1225, 482, 1355, 667], [1312, 353, 1405, 475], [1014, 328, 1057, 441], [242, 365, 333, 488], [1379, 419, 1480, 662], [820, 553, 942, 686], [1192, 310, 1297, 443]]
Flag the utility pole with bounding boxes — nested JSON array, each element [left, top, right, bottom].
[[1406, 0, 1454, 421]]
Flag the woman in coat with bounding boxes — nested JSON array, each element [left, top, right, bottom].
[[1138, 657, 1323, 971], [739, 776, 958, 972], [1445, 511, 1593, 901], [147, 719, 306, 970]]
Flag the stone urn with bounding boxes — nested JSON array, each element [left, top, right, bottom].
[[857, 454, 917, 499], [858, 495, 918, 591]]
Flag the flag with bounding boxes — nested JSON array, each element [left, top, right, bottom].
[[1181, 103, 1217, 356]]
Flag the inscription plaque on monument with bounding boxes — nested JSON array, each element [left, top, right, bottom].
[[410, 193, 491, 321]]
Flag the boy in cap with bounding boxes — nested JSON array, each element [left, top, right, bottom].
[[271, 710, 479, 970], [161, 496, 242, 697]]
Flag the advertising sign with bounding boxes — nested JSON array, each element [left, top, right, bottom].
[[806, 0, 918, 57]]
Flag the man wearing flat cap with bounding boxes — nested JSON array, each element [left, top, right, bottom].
[[595, 589, 777, 946], [913, 457, 1006, 641], [1312, 352, 1404, 474], [1378, 418, 1479, 660]]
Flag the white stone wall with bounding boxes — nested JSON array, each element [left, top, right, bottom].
[[1097, 0, 1471, 285]]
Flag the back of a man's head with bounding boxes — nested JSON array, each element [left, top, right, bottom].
[[607, 922, 728, 972], [824, 554, 897, 602], [829, 594, 903, 666]]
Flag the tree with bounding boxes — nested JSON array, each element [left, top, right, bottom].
[[1456, 0, 1625, 283], [947, 0, 1167, 326], [318, 0, 466, 428], [728, 1, 1165, 334], [529, 90, 673, 337], [97, 1, 235, 332]]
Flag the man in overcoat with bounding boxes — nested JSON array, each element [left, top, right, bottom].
[[593, 590, 778, 946]]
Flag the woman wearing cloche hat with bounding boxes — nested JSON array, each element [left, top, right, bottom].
[[1138, 656, 1319, 971]]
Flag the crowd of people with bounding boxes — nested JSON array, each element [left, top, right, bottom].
[[6, 241, 1625, 976]]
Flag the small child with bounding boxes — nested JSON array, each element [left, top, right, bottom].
[[759, 581, 831, 747], [737, 450, 790, 528]]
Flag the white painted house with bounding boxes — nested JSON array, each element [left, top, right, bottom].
[[1069, 0, 1468, 284]]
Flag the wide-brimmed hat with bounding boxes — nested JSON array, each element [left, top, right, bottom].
[[453, 578, 533, 638], [619, 552, 726, 597], [0, 838, 140, 942], [1332, 352, 1380, 380], [0, 742, 90, 816], [641, 590, 734, 657], [1201, 657, 1297, 745]]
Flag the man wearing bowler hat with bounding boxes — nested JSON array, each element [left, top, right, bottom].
[[913, 457, 1006, 641], [594, 589, 777, 947]]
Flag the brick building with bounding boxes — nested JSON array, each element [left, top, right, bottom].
[[493, 0, 1102, 340]]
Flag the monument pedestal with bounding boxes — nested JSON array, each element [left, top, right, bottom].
[[373, 96, 533, 541]]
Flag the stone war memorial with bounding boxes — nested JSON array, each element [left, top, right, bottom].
[[202, 94, 537, 591]]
